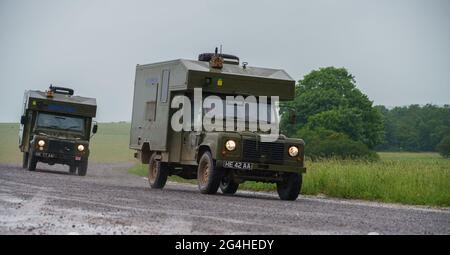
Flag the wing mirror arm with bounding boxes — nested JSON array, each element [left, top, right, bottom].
[[20, 115, 27, 125]]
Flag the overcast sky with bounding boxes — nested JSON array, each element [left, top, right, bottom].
[[1, 0, 449, 122]]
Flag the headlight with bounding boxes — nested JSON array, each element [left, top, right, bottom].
[[38, 140, 45, 147], [77, 145, 85, 152], [288, 146, 299, 157], [225, 140, 236, 151]]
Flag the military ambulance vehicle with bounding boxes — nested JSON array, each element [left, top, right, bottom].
[[19, 85, 98, 176], [130, 50, 305, 200]]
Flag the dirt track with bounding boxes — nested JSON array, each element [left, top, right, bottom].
[[0, 162, 449, 235]]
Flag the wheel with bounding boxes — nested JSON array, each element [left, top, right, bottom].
[[77, 160, 88, 176], [69, 164, 77, 175], [220, 174, 239, 195], [27, 151, 37, 171], [22, 152, 29, 169], [276, 173, 302, 201], [148, 154, 168, 189], [197, 151, 222, 194]]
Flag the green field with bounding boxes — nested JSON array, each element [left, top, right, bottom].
[[1, 123, 449, 207]]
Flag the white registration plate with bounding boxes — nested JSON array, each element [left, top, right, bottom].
[[223, 161, 253, 170], [41, 153, 56, 158]]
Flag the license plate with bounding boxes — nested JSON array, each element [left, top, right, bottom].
[[223, 161, 253, 170], [41, 153, 56, 158]]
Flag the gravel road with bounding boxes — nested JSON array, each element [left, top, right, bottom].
[[0, 162, 448, 235]]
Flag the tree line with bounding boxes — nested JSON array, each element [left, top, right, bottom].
[[375, 104, 450, 152], [280, 67, 450, 159]]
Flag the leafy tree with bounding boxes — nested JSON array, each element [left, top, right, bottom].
[[281, 67, 384, 149]]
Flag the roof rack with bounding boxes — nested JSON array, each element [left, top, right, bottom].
[[49, 85, 74, 96]]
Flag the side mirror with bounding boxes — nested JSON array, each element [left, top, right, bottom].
[[20, 115, 27, 125], [288, 109, 296, 124], [92, 123, 98, 134]]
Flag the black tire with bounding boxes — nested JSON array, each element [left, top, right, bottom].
[[27, 151, 37, 171], [197, 151, 222, 194], [220, 175, 239, 195], [276, 173, 302, 201], [77, 160, 88, 176], [69, 164, 77, 175], [148, 154, 168, 189], [22, 152, 29, 169]]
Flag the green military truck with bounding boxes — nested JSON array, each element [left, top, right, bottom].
[[130, 51, 305, 200], [19, 86, 98, 176]]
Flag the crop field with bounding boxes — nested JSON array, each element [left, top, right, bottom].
[[1, 123, 449, 207]]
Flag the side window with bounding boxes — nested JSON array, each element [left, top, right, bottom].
[[146, 101, 157, 121], [161, 70, 170, 103], [145, 76, 159, 122]]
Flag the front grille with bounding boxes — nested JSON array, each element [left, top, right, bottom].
[[48, 140, 75, 155], [243, 140, 284, 163], [243, 140, 259, 161]]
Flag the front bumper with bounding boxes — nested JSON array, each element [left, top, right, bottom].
[[216, 159, 306, 174], [32, 137, 89, 163], [35, 151, 82, 160], [34, 151, 87, 166]]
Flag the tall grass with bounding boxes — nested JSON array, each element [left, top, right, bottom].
[[302, 156, 449, 206]]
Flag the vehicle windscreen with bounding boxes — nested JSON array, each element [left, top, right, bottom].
[[203, 100, 276, 123], [199, 97, 279, 132], [36, 113, 85, 133]]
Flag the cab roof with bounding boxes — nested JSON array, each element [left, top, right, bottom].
[[25, 90, 97, 117], [28, 90, 97, 107], [140, 59, 295, 82]]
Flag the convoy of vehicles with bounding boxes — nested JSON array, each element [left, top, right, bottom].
[[17, 49, 305, 200]]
